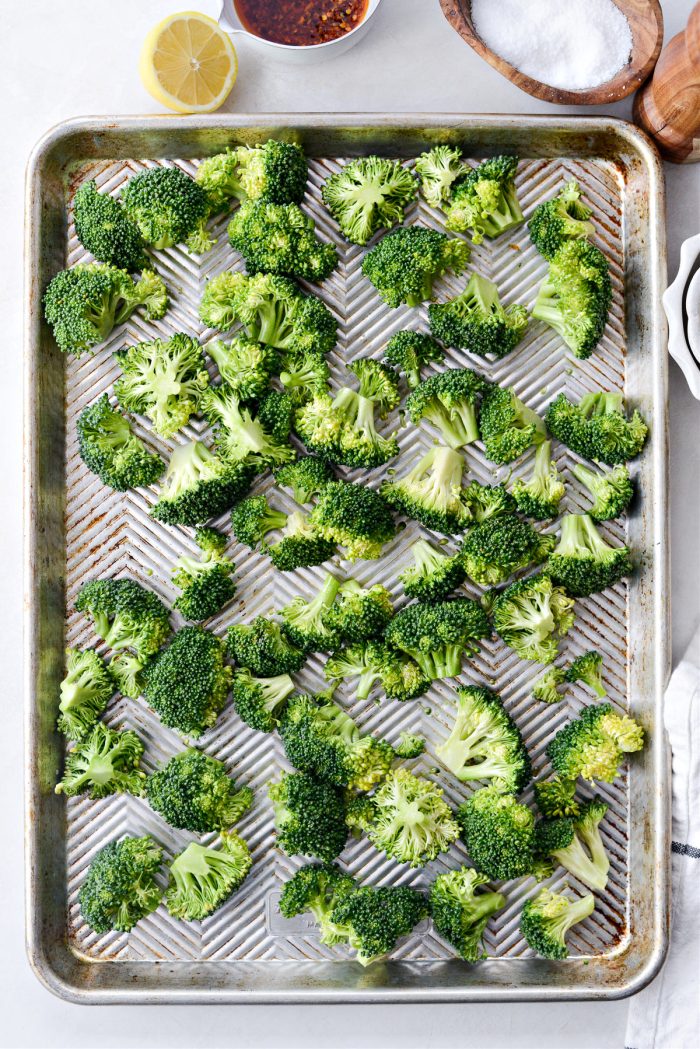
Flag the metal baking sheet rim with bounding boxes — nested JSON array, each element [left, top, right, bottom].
[[23, 114, 671, 1004]]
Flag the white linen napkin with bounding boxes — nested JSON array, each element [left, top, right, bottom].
[[625, 625, 700, 1049]]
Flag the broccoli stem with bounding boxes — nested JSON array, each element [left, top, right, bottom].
[[410, 538, 445, 577]]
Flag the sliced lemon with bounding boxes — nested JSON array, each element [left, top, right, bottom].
[[140, 12, 238, 114]]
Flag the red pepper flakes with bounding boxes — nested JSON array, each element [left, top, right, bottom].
[[236, 0, 369, 46]]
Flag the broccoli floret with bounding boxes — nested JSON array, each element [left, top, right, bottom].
[[429, 273, 529, 359], [200, 271, 337, 356], [534, 777, 580, 819], [202, 383, 294, 469], [309, 480, 396, 560], [231, 494, 287, 548], [445, 155, 524, 244], [464, 480, 517, 523], [279, 862, 357, 945], [274, 456, 335, 504], [324, 641, 429, 703], [279, 692, 394, 791], [56, 647, 114, 741], [461, 515, 555, 587], [227, 616, 306, 676], [457, 785, 536, 881], [572, 462, 634, 522], [430, 867, 506, 962], [511, 441, 565, 520], [321, 156, 416, 245], [234, 140, 308, 205], [546, 391, 648, 467], [381, 445, 471, 534], [142, 626, 232, 737], [406, 368, 487, 449], [362, 226, 471, 308], [231, 668, 295, 732], [172, 527, 235, 622], [384, 330, 444, 389], [75, 578, 171, 662], [195, 148, 246, 211], [533, 240, 611, 360], [77, 394, 164, 492], [520, 888, 594, 959], [280, 574, 344, 653], [362, 767, 460, 868], [532, 666, 568, 705], [330, 884, 429, 965], [565, 650, 607, 697], [385, 598, 490, 681], [146, 748, 252, 832], [535, 798, 610, 892], [479, 385, 547, 465], [394, 732, 426, 759], [400, 538, 467, 601], [268, 511, 337, 571], [269, 771, 348, 862], [228, 200, 337, 282], [165, 832, 252, 921], [73, 179, 148, 271], [44, 263, 167, 355], [276, 350, 330, 404], [55, 722, 145, 799], [415, 145, 465, 208], [436, 686, 531, 793], [491, 573, 575, 664], [79, 835, 163, 933], [151, 440, 255, 527], [546, 513, 632, 597], [321, 578, 394, 643], [206, 336, 276, 401], [547, 702, 644, 783], [121, 166, 213, 253], [528, 180, 594, 261], [108, 652, 145, 699]]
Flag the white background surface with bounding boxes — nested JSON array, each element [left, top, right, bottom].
[[2, 1, 699, 1046]]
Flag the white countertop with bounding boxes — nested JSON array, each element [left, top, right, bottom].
[[2, 1, 698, 1045]]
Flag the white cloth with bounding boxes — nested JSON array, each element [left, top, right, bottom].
[[625, 627, 700, 1049]]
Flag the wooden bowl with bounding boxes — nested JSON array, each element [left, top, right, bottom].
[[439, 0, 664, 105]]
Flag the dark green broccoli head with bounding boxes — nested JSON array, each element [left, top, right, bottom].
[[520, 888, 595, 959], [231, 668, 295, 732], [479, 385, 547, 465], [546, 702, 644, 783], [77, 395, 164, 492], [572, 462, 634, 521], [231, 494, 287, 548], [151, 440, 255, 527], [511, 440, 565, 520], [534, 776, 580, 819], [545, 391, 648, 466], [309, 480, 396, 561], [172, 527, 236, 623], [165, 832, 252, 921], [381, 445, 471, 534], [546, 513, 632, 597], [400, 538, 467, 602], [55, 722, 145, 799], [457, 786, 536, 881], [535, 798, 610, 892], [406, 367, 488, 449], [114, 332, 209, 438], [463, 480, 517, 523], [385, 598, 490, 681], [330, 884, 429, 966], [146, 748, 252, 833], [384, 330, 444, 388], [269, 771, 348, 862], [73, 179, 148, 271], [364, 767, 461, 867], [279, 862, 357, 945], [533, 239, 611, 360], [142, 626, 232, 737], [236, 140, 308, 204], [415, 146, 465, 208], [201, 383, 294, 470], [267, 511, 337, 571], [75, 577, 171, 662], [78, 835, 163, 933], [227, 616, 306, 676], [491, 573, 575, 664], [228, 200, 337, 282], [56, 647, 115, 741], [324, 641, 429, 703], [565, 650, 607, 697], [321, 156, 416, 245], [321, 578, 393, 644], [206, 336, 276, 401], [121, 166, 213, 253], [274, 456, 335, 504], [280, 574, 344, 653], [445, 155, 523, 243], [428, 272, 528, 359], [532, 666, 568, 705], [362, 225, 471, 308], [461, 514, 555, 587], [429, 867, 506, 962], [528, 180, 594, 261]]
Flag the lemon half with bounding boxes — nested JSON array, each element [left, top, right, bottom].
[[140, 12, 238, 114]]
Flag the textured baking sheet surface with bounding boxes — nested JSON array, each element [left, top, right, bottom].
[[63, 153, 631, 966]]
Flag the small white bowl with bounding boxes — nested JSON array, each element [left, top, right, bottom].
[[662, 233, 700, 399], [218, 0, 384, 63]]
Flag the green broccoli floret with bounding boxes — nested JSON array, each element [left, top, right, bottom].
[[321, 156, 416, 245], [231, 668, 295, 732], [280, 573, 344, 653], [75, 577, 171, 662], [436, 686, 531, 793], [572, 462, 634, 521], [142, 626, 232, 737], [429, 867, 506, 962], [55, 722, 145, 798], [385, 598, 490, 681], [384, 330, 444, 389], [268, 511, 337, 571], [108, 652, 145, 699], [194, 148, 246, 211], [535, 798, 610, 891], [79, 836, 163, 933], [231, 494, 287, 547], [511, 441, 565, 520], [151, 440, 255, 527], [44, 263, 167, 355], [394, 732, 426, 758], [56, 647, 114, 741], [121, 166, 213, 253], [491, 573, 575, 664], [406, 368, 487, 449], [381, 445, 471, 534], [228, 200, 337, 282], [324, 641, 429, 703], [546, 513, 632, 597], [172, 527, 236, 622], [461, 515, 555, 587], [546, 391, 648, 466], [532, 666, 568, 705], [73, 179, 148, 271], [362, 226, 471, 308], [279, 692, 394, 791], [415, 145, 465, 208], [201, 383, 294, 469], [533, 240, 611, 360], [279, 862, 357, 945], [457, 785, 536, 881], [165, 832, 252, 921], [146, 748, 252, 832], [464, 480, 517, 523], [77, 395, 164, 492], [330, 885, 429, 966], [534, 777, 580, 819], [444, 155, 524, 244], [565, 650, 607, 697], [234, 140, 308, 205], [320, 578, 393, 643], [276, 350, 330, 404], [520, 888, 594, 959], [362, 767, 460, 868], [206, 336, 276, 401], [546, 702, 644, 783], [227, 616, 306, 676], [479, 385, 547, 465], [274, 456, 335, 504], [200, 271, 337, 356], [429, 273, 529, 359], [528, 180, 594, 261], [309, 480, 396, 560], [400, 538, 467, 601], [269, 771, 348, 862]]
